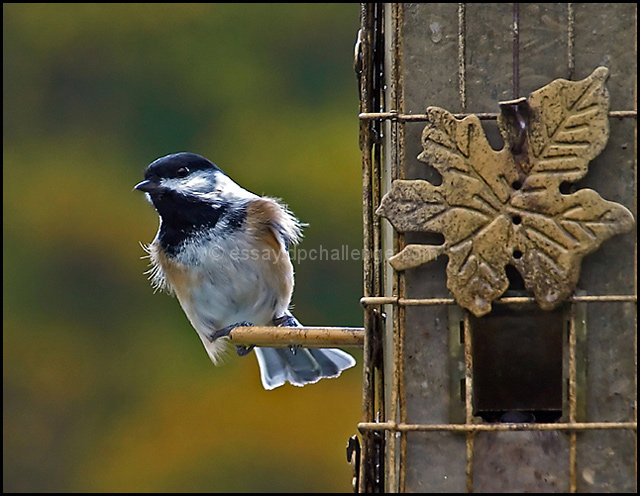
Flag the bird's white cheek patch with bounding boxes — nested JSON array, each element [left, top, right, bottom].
[[160, 174, 211, 195], [158, 172, 256, 203]]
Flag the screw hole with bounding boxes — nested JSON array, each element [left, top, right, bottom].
[[512, 214, 522, 225], [512, 180, 522, 190], [513, 249, 523, 259]]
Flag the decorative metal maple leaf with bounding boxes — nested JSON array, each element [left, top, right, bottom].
[[376, 67, 635, 317]]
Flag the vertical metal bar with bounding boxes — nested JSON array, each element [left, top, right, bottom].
[[371, 14, 385, 488], [396, 296, 407, 491], [371, 2, 383, 305], [633, 4, 638, 485], [359, 4, 386, 492], [457, 3, 467, 112], [387, 3, 407, 492], [566, 6, 576, 491], [463, 311, 474, 492], [459, 5, 473, 492], [358, 3, 375, 492], [573, 299, 588, 423], [369, 3, 394, 491], [394, 3, 407, 492], [568, 302, 578, 493], [567, 3, 575, 80], [512, 3, 520, 98]]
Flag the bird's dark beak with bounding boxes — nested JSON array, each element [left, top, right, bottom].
[[134, 179, 160, 193]]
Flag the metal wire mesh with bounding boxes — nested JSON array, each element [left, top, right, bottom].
[[357, 3, 637, 492]]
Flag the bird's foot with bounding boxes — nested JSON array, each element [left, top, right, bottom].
[[273, 314, 301, 354], [234, 344, 255, 356], [272, 314, 299, 327], [209, 321, 255, 356], [210, 321, 254, 340]]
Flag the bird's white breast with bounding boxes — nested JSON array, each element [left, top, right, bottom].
[[147, 224, 294, 363]]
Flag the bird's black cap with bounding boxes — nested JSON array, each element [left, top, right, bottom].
[[143, 152, 222, 180]]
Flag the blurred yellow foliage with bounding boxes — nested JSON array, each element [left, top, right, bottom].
[[3, 3, 363, 492]]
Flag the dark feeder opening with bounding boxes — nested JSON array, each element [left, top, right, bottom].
[[469, 295, 564, 424]]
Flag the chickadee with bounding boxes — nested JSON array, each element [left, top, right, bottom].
[[135, 152, 356, 389]]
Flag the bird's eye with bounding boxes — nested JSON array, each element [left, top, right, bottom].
[[176, 167, 189, 178]]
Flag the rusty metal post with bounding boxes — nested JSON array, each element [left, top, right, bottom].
[[357, 3, 386, 492]]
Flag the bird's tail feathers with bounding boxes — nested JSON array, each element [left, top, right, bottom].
[[254, 312, 356, 389], [254, 347, 356, 390]]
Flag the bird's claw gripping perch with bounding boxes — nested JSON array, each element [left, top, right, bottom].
[[273, 314, 301, 354], [210, 321, 255, 356]]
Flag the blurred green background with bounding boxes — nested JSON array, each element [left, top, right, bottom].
[[3, 3, 364, 492]]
